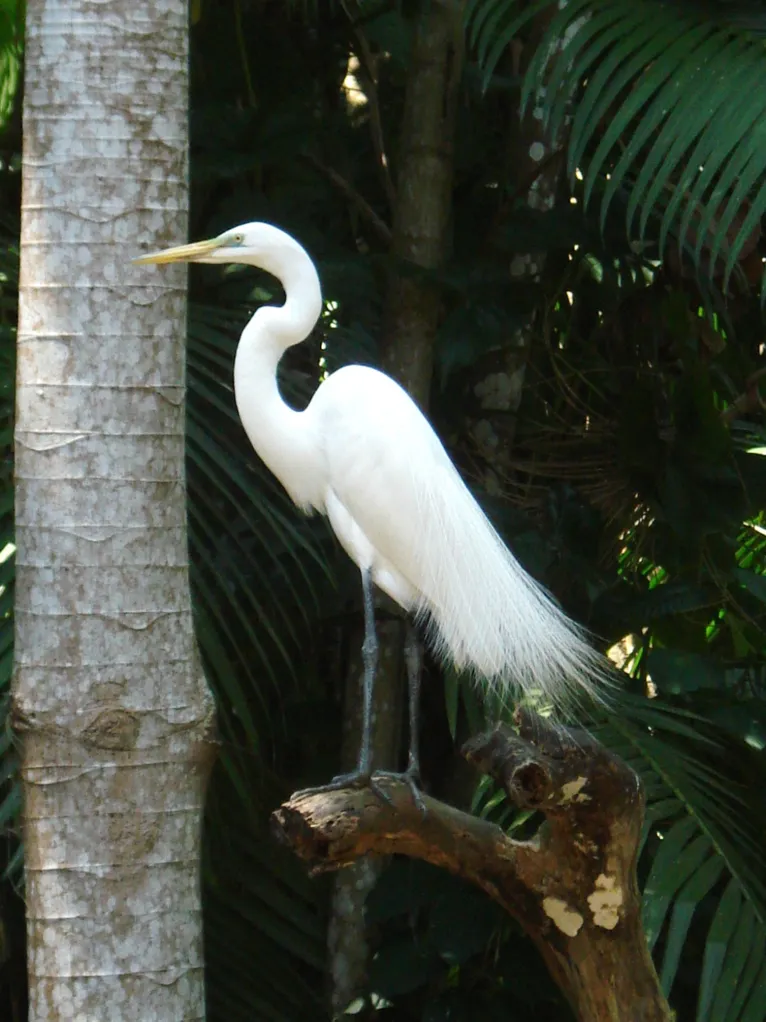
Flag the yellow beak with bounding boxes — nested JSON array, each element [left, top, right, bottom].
[[132, 236, 221, 265]]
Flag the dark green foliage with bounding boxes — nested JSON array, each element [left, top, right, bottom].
[[360, 859, 572, 1020], [468, 0, 766, 287], [0, 1, 20, 134], [183, 5, 766, 1020], [1, 1, 766, 1020]]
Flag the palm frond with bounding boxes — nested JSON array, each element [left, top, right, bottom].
[[602, 702, 766, 1022], [467, 0, 766, 287], [203, 765, 327, 1022], [0, 0, 21, 132]]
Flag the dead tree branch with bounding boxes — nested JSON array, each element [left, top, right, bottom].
[[271, 710, 672, 1022]]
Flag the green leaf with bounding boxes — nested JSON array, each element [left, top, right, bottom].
[[740, 961, 766, 1022], [642, 821, 710, 948], [369, 935, 442, 998], [468, 0, 766, 284], [660, 855, 725, 996], [725, 926, 765, 1022], [648, 649, 726, 694], [711, 897, 756, 1022], [697, 879, 742, 1022], [735, 568, 766, 604]]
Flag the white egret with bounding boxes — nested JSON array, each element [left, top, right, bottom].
[[135, 223, 610, 797]]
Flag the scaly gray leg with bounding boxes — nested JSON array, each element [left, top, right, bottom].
[[373, 623, 426, 812], [295, 567, 379, 797], [357, 564, 378, 775]]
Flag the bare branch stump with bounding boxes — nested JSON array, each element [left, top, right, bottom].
[[271, 709, 672, 1022]]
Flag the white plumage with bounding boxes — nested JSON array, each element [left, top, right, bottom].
[[136, 222, 610, 785], [306, 363, 605, 707]]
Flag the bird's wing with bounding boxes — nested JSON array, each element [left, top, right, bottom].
[[311, 364, 469, 598], [309, 364, 610, 708]]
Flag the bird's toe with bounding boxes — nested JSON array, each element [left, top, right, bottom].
[[371, 768, 427, 814], [293, 770, 371, 799]]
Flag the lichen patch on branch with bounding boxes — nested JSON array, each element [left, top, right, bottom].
[[274, 712, 673, 1021], [559, 775, 591, 804], [542, 896, 584, 937], [588, 873, 623, 930]]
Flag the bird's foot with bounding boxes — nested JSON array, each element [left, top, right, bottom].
[[371, 766, 427, 815], [293, 770, 373, 800], [293, 768, 425, 813]]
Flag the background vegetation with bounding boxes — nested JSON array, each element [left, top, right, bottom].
[[3, 0, 766, 1019]]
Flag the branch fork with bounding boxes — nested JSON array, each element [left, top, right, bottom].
[[272, 709, 673, 1021]]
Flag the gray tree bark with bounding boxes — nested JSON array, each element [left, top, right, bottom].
[[13, 1, 216, 1019]]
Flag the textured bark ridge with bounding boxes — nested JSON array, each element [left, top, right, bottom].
[[15, 2, 216, 1019], [272, 710, 672, 1022]]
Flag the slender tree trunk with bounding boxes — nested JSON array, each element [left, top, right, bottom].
[[469, 2, 584, 484], [328, 629, 402, 1012], [329, 1, 460, 1011], [13, 2, 216, 1019], [380, 0, 459, 404]]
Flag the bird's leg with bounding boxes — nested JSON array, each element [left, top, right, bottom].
[[293, 567, 379, 798], [373, 623, 426, 813], [357, 564, 378, 776], [294, 575, 424, 811], [404, 623, 423, 784]]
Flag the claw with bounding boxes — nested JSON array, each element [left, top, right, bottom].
[[369, 775, 396, 806], [372, 768, 427, 815], [294, 770, 372, 799], [294, 769, 426, 815]]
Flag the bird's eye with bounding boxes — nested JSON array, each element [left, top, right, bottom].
[[229, 233, 244, 245]]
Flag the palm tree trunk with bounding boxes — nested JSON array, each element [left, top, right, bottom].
[[14, 1, 216, 1018]]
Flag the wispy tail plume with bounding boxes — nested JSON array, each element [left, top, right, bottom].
[[411, 463, 614, 710]]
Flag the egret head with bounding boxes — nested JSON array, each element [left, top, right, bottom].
[[133, 221, 310, 280]]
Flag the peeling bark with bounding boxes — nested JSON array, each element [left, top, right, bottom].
[[274, 711, 672, 1022], [14, 1, 216, 1019]]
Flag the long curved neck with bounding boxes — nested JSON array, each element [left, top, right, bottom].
[[233, 245, 324, 509]]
